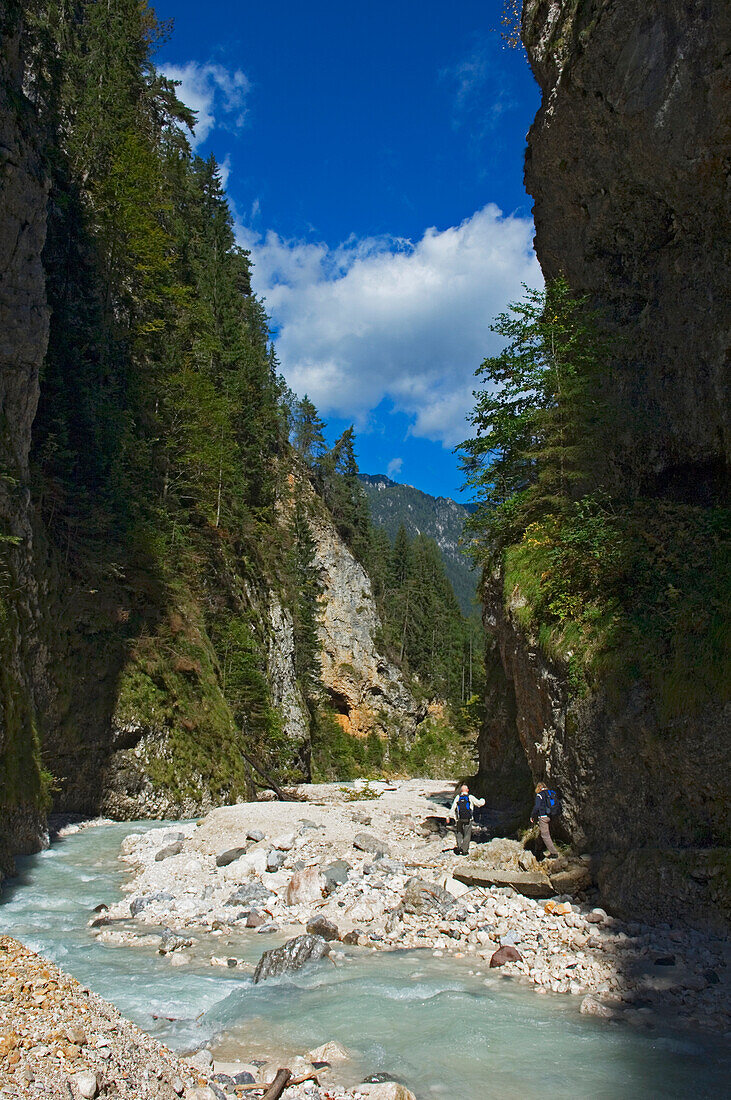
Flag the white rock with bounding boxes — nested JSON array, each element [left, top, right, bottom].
[[308, 1040, 350, 1062], [71, 1072, 99, 1099], [286, 866, 325, 905], [222, 849, 268, 880], [350, 1084, 417, 1100], [272, 832, 297, 851]]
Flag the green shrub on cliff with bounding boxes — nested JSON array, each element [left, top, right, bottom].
[[462, 281, 730, 712]]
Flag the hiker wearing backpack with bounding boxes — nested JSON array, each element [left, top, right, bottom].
[[448, 784, 485, 855], [531, 781, 560, 858]]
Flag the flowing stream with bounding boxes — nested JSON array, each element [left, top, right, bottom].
[[1, 821, 728, 1099]]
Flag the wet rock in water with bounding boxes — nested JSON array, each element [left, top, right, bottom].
[[247, 828, 265, 842], [130, 892, 172, 917], [92, 903, 108, 914], [342, 929, 365, 945], [654, 955, 676, 966], [215, 846, 248, 867], [70, 1071, 99, 1098], [353, 832, 390, 857], [155, 840, 184, 861], [489, 945, 523, 968], [306, 915, 340, 941], [323, 860, 351, 893], [286, 866, 325, 905], [253, 933, 330, 983], [308, 1041, 350, 1062], [90, 915, 111, 928], [266, 848, 286, 872], [256, 922, 279, 934], [580, 994, 618, 1018], [403, 877, 453, 916], [232, 1071, 256, 1085], [353, 1084, 417, 1100], [159, 928, 193, 955], [226, 883, 273, 907], [246, 910, 265, 928], [185, 1049, 214, 1073]]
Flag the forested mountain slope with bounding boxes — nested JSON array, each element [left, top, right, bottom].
[[359, 474, 477, 615], [0, 0, 436, 876]]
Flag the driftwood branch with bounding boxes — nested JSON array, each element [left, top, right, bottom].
[[262, 1069, 292, 1099], [239, 747, 288, 802], [234, 1069, 319, 1094]]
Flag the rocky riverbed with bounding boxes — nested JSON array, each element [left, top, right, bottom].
[[0, 935, 411, 1099], [95, 778, 728, 1059]]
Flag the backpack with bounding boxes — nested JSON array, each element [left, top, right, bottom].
[[457, 794, 472, 821], [545, 789, 561, 817]]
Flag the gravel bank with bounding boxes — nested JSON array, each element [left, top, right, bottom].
[[102, 779, 729, 1041]]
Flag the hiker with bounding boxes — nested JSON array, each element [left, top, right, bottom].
[[448, 784, 485, 855], [531, 781, 560, 858]]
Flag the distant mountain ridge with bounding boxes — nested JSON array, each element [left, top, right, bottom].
[[359, 474, 478, 615]]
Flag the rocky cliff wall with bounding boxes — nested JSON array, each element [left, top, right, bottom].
[[294, 478, 424, 743], [475, 0, 730, 928], [523, 0, 729, 495], [0, 8, 51, 877]]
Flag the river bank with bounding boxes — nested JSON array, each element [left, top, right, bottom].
[[101, 779, 729, 1047]]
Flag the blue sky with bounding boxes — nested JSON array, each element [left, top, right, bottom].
[[155, 0, 542, 501]]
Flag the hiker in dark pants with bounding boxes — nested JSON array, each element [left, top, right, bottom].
[[531, 781, 559, 858], [448, 784, 485, 855]]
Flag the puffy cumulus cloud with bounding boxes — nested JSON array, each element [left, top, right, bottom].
[[240, 205, 541, 446], [387, 457, 403, 478], [161, 61, 250, 148]]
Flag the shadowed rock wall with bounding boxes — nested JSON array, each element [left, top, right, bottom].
[[523, 0, 729, 495]]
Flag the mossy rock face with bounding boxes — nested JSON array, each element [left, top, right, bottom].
[[597, 848, 731, 934], [104, 601, 250, 817]]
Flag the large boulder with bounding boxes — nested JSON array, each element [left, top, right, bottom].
[[306, 915, 340, 941], [286, 866, 325, 905], [402, 877, 453, 916], [453, 868, 554, 899], [489, 945, 522, 968], [353, 833, 390, 857], [252, 934, 330, 983], [215, 846, 248, 867], [225, 883, 273, 907], [323, 860, 351, 893]]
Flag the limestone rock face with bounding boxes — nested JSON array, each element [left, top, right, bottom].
[[522, 0, 730, 491], [0, 12, 51, 878], [308, 490, 422, 738], [266, 592, 310, 751]]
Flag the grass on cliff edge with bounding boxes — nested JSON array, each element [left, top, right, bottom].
[[503, 497, 730, 714]]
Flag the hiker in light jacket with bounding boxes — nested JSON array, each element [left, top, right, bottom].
[[448, 784, 485, 855], [531, 781, 559, 857]]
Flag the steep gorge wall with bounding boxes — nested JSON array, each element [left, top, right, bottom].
[[0, 9, 51, 874], [523, 0, 729, 493], [476, 0, 730, 927]]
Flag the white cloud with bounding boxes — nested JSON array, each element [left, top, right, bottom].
[[162, 61, 251, 149], [387, 457, 403, 478], [239, 205, 541, 446]]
